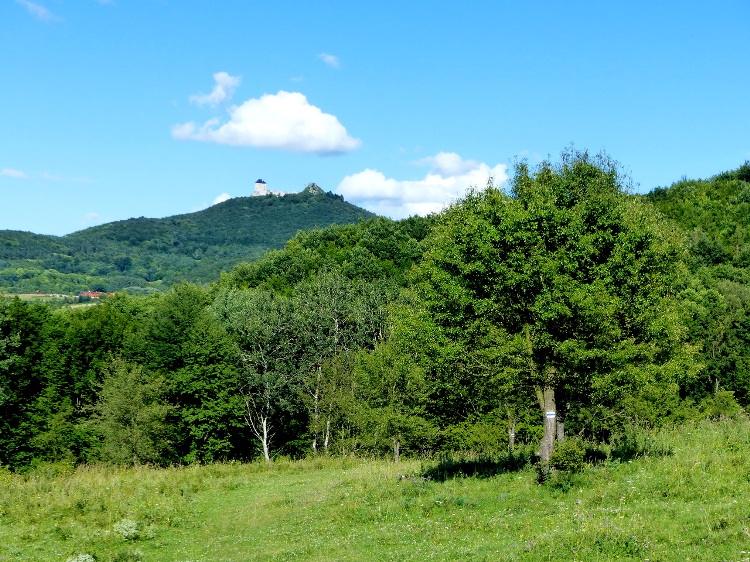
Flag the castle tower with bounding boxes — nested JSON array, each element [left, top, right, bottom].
[[254, 179, 268, 196]]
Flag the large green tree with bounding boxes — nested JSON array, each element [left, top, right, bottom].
[[418, 151, 694, 463]]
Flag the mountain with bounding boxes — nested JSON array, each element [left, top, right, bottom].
[[0, 184, 376, 294]]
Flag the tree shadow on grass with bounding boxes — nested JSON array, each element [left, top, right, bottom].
[[421, 449, 536, 482]]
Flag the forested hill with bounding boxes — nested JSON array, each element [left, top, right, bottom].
[[644, 162, 750, 404], [0, 184, 375, 294], [645, 162, 750, 270]]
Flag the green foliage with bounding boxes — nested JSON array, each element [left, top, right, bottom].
[[350, 339, 436, 459], [218, 215, 433, 292], [0, 298, 52, 468], [646, 164, 750, 405], [0, 190, 375, 294], [548, 438, 586, 473], [440, 421, 509, 454], [699, 389, 743, 420], [417, 149, 693, 460], [2, 156, 749, 478], [609, 425, 674, 462], [89, 358, 173, 465]]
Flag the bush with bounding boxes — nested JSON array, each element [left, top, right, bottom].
[[549, 438, 586, 473], [440, 422, 508, 454], [699, 390, 743, 420]]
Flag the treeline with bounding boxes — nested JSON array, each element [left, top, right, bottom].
[[1, 153, 748, 470]]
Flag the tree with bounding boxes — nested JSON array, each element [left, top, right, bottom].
[[212, 289, 301, 461], [0, 299, 51, 468], [417, 150, 693, 465], [351, 339, 433, 462], [90, 358, 172, 465], [291, 269, 398, 452], [172, 309, 247, 463]]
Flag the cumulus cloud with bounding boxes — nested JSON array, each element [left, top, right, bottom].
[[173, 90, 360, 155], [1, 168, 27, 179], [336, 152, 508, 219], [190, 72, 241, 107], [318, 53, 340, 68], [213, 193, 231, 205], [15, 0, 59, 21]]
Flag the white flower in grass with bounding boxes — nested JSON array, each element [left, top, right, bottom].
[[66, 555, 96, 562], [113, 517, 139, 540]]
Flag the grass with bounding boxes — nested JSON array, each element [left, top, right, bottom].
[[2, 417, 750, 561]]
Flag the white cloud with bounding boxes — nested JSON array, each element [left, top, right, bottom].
[[15, 0, 59, 21], [83, 212, 100, 221], [1, 168, 27, 179], [190, 72, 241, 107], [213, 193, 231, 205], [173, 90, 360, 155], [336, 152, 508, 219], [318, 53, 340, 69], [412, 152, 480, 176]]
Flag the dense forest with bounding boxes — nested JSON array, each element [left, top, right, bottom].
[[0, 183, 374, 295], [1, 152, 748, 472]]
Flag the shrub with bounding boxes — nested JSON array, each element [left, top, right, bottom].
[[549, 438, 586, 473], [699, 390, 743, 420]]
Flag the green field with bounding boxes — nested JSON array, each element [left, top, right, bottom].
[[2, 417, 749, 561]]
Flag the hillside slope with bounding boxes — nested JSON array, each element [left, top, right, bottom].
[[0, 185, 375, 294], [644, 162, 750, 402]]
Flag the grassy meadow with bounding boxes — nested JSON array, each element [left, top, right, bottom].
[[2, 417, 749, 562]]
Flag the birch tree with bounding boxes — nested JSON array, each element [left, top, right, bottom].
[[212, 289, 298, 461]]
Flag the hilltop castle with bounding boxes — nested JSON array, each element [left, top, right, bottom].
[[252, 179, 286, 197], [252, 179, 326, 197]]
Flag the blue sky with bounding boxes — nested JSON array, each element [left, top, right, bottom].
[[2, 0, 749, 236]]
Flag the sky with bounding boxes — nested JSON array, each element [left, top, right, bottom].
[[2, 0, 749, 236]]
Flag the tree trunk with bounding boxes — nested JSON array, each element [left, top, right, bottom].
[[536, 385, 556, 465], [261, 416, 271, 462], [507, 410, 516, 451], [393, 438, 400, 463], [311, 366, 322, 453], [244, 392, 273, 463]]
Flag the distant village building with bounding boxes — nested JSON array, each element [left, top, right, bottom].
[[253, 179, 286, 197], [79, 291, 114, 299]]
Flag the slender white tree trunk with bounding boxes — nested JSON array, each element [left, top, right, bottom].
[[311, 366, 322, 453], [244, 387, 273, 463], [260, 417, 271, 462]]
